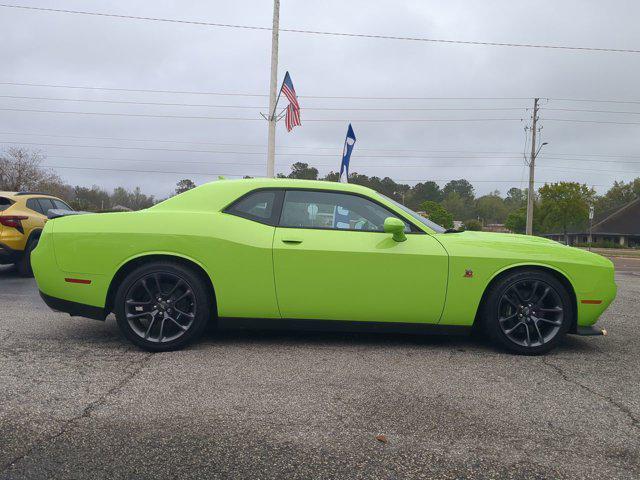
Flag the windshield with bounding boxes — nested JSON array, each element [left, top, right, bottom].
[[378, 194, 446, 233]]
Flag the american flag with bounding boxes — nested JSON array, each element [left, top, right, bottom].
[[281, 71, 301, 132]]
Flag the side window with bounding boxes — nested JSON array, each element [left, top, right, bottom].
[[26, 198, 45, 214], [37, 198, 56, 216], [225, 190, 280, 225], [52, 199, 72, 211], [0, 197, 13, 212], [279, 190, 410, 232]]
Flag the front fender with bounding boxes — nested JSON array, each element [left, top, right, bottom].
[[436, 236, 615, 327]]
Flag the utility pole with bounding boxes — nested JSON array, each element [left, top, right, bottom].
[[266, 0, 280, 178], [588, 203, 594, 250], [525, 98, 540, 235]]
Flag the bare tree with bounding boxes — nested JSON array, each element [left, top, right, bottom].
[[0, 147, 62, 192]]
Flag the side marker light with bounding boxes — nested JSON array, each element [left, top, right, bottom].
[[64, 278, 91, 285]]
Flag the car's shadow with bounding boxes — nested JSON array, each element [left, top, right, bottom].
[[0, 264, 18, 278], [40, 305, 602, 356], [202, 326, 484, 352], [56, 314, 493, 353], [196, 327, 600, 355]]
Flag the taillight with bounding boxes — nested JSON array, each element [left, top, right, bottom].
[[0, 215, 28, 233]]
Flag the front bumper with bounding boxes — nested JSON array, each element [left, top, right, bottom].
[[574, 325, 608, 336], [39, 291, 106, 321]]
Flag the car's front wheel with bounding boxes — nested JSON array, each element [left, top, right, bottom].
[[481, 269, 573, 355], [114, 261, 211, 351]]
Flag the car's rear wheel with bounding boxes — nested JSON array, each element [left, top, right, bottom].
[[16, 239, 36, 277], [481, 269, 573, 355], [114, 261, 211, 351]]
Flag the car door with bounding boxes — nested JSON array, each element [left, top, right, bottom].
[[36, 198, 56, 219], [272, 189, 448, 324], [219, 188, 284, 319], [24, 198, 48, 233]]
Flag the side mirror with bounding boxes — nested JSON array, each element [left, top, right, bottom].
[[384, 217, 407, 242]]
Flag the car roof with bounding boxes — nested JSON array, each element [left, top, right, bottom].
[[201, 177, 376, 194], [152, 177, 384, 213], [0, 191, 63, 200]]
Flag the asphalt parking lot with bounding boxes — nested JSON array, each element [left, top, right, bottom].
[[1, 258, 639, 480]]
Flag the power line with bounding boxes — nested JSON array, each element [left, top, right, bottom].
[[0, 140, 523, 159], [42, 153, 640, 167], [0, 94, 529, 111], [0, 81, 267, 98], [0, 131, 520, 154], [41, 164, 608, 185], [43, 164, 252, 177], [5, 84, 640, 105], [0, 82, 535, 101], [542, 152, 640, 159], [0, 130, 530, 154], [545, 118, 640, 126], [43, 155, 640, 173], [542, 157, 640, 165], [0, 107, 261, 121], [3, 134, 640, 161], [544, 107, 640, 115], [46, 157, 529, 169], [547, 97, 640, 105], [540, 165, 640, 175], [0, 107, 524, 122], [0, 95, 267, 109], [1, 3, 638, 54], [36, 153, 640, 167], [0, 131, 271, 149]]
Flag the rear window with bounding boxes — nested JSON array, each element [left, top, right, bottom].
[[225, 190, 280, 225], [26, 198, 45, 214], [0, 197, 13, 212], [37, 198, 56, 215], [52, 199, 73, 211]]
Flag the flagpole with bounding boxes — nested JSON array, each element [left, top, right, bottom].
[[340, 135, 349, 183], [266, 0, 280, 178]]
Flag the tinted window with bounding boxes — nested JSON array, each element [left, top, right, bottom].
[[26, 198, 45, 214], [37, 198, 56, 215], [280, 190, 409, 232], [226, 190, 279, 225], [52, 199, 72, 210], [0, 197, 12, 212]]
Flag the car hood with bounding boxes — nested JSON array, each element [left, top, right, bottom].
[[440, 230, 560, 246], [433, 230, 613, 268]]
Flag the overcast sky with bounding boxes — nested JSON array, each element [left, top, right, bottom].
[[1, 0, 639, 198]]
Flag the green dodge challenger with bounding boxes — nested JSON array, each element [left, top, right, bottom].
[[32, 178, 616, 354]]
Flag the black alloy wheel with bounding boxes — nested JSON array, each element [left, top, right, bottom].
[[482, 269, 572, 354], [125, 272, 196, 344], [114, 261, 211, 351], [498, 279, 564, 348]]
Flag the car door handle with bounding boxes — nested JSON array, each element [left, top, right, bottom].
[[281, 239, 303, 244]]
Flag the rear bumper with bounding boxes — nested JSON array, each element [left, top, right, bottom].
[[39, 291, 106, 321], [0, 242, 21, 264]]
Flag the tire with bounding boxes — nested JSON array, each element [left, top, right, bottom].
[[16, 239, 37, 277], [480, 269, 573, 355], [114, 261, 211, 352]]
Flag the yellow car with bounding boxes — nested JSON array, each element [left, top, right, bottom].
[[0, 191, 73, 276]]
